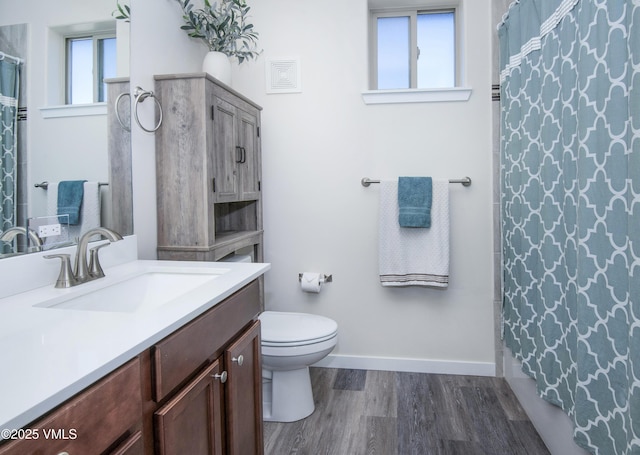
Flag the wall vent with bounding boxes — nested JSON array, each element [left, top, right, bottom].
[[266, 58, 301, 94]]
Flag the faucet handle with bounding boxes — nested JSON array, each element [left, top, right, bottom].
[[44, 254, 78, 288], [88, 243, 111, 279]]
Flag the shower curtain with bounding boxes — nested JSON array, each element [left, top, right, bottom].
[[499, 1, 639, 454], [0, 56, 20, 236]]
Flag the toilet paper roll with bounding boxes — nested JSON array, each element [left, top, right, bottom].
[[301, 272, 322, 293]]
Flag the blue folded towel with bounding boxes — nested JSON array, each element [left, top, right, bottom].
[[57, 180, 86, 225], [398, 177, 432, 228]]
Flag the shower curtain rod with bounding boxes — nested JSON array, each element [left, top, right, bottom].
[[361, 177, 472, 187], [0, 51, 23, 65]]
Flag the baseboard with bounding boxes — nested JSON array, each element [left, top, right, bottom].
[[314, 354, 496, 377]]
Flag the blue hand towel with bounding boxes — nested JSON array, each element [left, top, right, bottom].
[[398, 177, 432, 228], [57, 180, 86, 225]]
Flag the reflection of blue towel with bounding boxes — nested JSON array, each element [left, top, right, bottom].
[[398, 177, 432, 228], [57, 180, 86, 225]]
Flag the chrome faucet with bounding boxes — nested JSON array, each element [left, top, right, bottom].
[[45, 227, 123, 288], [74, 227, 124, 283], [0, 226, 43, 252]]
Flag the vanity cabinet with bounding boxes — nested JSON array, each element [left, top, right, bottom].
[[154, 73, 263, 263], [0, 279, 264, 455], [0, 358, 143, 455], [151, 280, 263, 455]]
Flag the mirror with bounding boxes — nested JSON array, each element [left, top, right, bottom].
[[0, 0, 133, 257]]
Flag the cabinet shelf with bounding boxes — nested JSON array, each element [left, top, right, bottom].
[[157, 230, 263, 262]]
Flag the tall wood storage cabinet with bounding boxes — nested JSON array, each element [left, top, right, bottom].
[[154, 73, 263, 262]]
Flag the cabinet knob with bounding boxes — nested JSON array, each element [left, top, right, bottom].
[[232, 355, 244, 366], [212, 371, 228, 383]]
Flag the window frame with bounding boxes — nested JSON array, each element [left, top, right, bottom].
[[369, 4, 461, 90], [65, 31, 116, 105], [369, 4, 461, 91]]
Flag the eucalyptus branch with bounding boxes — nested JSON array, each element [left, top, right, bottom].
[[175, 0, 261, 63], [113, 1, 131, 22]]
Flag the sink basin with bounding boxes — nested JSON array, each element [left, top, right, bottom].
[[33, 267, 228, 313]]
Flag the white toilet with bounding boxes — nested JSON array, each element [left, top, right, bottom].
[[259, 311, 338, 422]]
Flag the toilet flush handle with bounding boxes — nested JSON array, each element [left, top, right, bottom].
[[212, 371, 228, 383], [232, 355, 244, 366]]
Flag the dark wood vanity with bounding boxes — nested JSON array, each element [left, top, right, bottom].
[[0, 280, 263, 455]]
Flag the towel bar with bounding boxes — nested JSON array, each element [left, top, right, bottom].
[[361, 177, 471, 187], [35, 182, 109, 190]]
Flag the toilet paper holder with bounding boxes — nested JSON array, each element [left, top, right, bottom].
[[298, 273, 333, 283]]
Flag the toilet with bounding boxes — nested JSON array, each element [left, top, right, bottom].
[[259, 311, 338, 422]]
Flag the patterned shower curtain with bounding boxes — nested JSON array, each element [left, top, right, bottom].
[[0, 57, 20, 237], [499, 1, 639, 454]]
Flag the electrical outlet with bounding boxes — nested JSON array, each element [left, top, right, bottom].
[[38, 223, 61, 238]]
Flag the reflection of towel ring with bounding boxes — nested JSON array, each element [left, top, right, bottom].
[[114, 92, 131, 132], [133, 86, 163, 133]]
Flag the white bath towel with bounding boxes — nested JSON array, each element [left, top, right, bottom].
[[46, 181, 101, 243], [378, 179, 450, 287]]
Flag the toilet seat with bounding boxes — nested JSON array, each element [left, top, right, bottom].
[[260, 311, 338, 347]]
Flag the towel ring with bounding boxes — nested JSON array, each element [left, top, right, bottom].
[[133, 86, 163, 133], [114, 92, 131, 132]]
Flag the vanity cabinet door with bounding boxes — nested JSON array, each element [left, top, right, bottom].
[[155, 359, 225, 455], [225, 320, 263, 455]]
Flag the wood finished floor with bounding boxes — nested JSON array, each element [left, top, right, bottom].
[[264, 368, 550, 455]]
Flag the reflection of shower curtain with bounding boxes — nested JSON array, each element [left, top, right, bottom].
[[0, 56, 20, 234], [499, 1, 639, 454]]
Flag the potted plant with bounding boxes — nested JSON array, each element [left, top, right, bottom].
[[175, 0, 261, 84]]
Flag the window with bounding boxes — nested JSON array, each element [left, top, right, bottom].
[[372, 8, 456, 90], [66, 33, 116, 104]]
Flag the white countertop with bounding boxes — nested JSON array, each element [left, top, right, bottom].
[[0, 256, 269, 435]]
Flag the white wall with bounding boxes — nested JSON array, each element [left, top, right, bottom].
[[130, 0, 495, 373], [0, 0, 117, 221]]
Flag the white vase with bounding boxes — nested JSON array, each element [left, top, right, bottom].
[[202, 51, 232, 85]]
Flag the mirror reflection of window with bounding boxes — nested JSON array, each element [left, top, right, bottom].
[[98, 37, 117, 100], [66, 34, 116, 104]]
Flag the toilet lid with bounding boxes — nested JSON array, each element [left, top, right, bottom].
[[259, 311, 338, 344]]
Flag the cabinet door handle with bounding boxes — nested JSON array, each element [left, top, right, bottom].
[[241, 147, 246, 163], [212, 371, 228, 383], [232, 355, 244, 366], [235, 146, 243, 163]]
